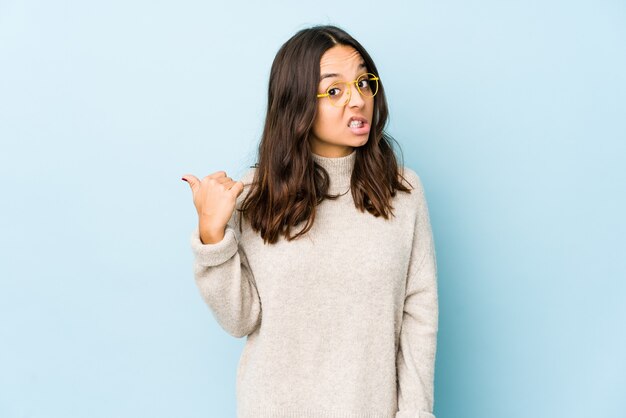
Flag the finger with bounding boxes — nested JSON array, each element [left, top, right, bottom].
[[215, 176, 233, 184], [181, 174, 200, 193], [207, 171, 228, 179], [230, 180, 245, 197]]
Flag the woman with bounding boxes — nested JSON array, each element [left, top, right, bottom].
[[182, 24, 438, 418]]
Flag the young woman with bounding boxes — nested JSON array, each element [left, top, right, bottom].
[[182, 25, 439, 418]]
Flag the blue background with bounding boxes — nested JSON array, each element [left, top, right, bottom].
[[1, 1, 624, 417]]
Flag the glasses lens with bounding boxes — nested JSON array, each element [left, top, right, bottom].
[[327, 81, 349, 107], [357, 73, 379, 97]]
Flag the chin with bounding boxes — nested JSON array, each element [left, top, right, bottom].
[[354, 137, 369, 147]]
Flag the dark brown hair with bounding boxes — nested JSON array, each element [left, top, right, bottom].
[[238, 24, 413, 244]]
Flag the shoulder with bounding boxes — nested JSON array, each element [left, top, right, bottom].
[[240, 165, 258, 187], [234, 165, 258, 208], [397, 166, 431, 217], [398, 166, 424, 193]]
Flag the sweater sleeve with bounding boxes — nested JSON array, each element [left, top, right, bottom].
[[395, 172, 439, 418], [189, 169, 262, 339]]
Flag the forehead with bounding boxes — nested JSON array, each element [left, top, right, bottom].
[[319, 45, 366, 78]]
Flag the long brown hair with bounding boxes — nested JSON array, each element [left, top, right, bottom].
[[238, 24, 413, 244]]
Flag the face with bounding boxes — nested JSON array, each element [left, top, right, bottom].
[[310, 44, 375, 158]]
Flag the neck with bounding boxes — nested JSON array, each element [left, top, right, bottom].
[[311, 148, 357, 193]]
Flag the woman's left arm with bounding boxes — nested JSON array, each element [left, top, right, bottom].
[[396, 173, 439, 418]]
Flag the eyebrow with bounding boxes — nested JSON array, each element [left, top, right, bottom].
[[320, 62, 367, 81]]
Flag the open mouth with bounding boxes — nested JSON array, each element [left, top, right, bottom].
[[348, 119, 370, 135]]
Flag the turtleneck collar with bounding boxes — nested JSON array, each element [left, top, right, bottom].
[[311, 148, 357, 193]]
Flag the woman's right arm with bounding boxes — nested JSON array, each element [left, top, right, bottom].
[[189, 215, 261, 338], [183, 168, 261, 338]]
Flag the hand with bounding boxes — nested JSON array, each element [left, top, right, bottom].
[[182, 171, 244, 243]]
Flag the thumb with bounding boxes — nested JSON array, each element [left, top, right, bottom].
[[181, 174, 200, 193]]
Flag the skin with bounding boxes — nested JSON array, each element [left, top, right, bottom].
[[310, 44, 375, 158], [181, 171, 243, 244]]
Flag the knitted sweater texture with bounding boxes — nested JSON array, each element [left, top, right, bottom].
[[190, 149, 439, 418]]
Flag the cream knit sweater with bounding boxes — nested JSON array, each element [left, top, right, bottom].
[[190, 149, 439, 418]]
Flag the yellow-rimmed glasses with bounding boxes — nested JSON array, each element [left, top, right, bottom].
[[317, 72, 380, 107]]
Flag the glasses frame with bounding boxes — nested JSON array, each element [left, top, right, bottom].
[[316, 72, 380, 107]]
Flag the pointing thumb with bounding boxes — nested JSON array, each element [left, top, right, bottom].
[[181, 174, 200, 193]]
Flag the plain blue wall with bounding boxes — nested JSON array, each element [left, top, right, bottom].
[[1, 1, 624, 417]]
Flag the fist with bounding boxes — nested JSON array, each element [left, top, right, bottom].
[[181, 171, 245, 239]]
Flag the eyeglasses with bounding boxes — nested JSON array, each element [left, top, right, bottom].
[[316, 72, 380, 107]]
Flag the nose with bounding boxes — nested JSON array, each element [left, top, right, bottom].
[[347, 82, 365, 108]]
